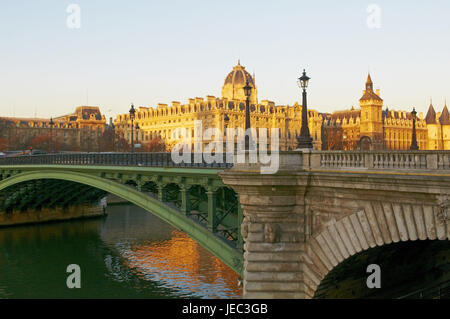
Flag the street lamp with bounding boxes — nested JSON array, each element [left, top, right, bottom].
[[243, 79, 252, 150], [129, 103, 136, 153], [49, 117, 54, 153], [135, 123, 140, 147], [410, 107, 419, 151], [296, 69, 313, 149]]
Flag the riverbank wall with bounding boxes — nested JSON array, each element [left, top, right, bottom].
[[0, 204, 106, 227]]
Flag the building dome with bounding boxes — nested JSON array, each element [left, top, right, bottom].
[[224, 60, 255, 86], [222, 60, 257, 104]]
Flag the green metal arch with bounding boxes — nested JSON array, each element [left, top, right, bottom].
[[0, 170, 243, 275]]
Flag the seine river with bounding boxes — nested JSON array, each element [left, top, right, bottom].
[[0, 204, 242, 299]]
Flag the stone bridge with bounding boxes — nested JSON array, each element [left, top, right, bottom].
[[2, 151, 450, 298], [221, 150, 450, 298]]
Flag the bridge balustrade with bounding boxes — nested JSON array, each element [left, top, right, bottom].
[[0, 152, 233, 168], [2, 150, 450, 171], [314, 150, 450, 171]]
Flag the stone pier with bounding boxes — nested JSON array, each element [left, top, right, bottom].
[[220, 150, 450, 298], [220, 152, 307, 298]]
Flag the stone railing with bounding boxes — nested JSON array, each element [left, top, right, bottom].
[[305, 150, 450, 171], [2, 150, 450, 172]]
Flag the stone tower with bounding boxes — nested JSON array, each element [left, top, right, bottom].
[[425, 101, 440, 149], [359, 73, 384, 149]]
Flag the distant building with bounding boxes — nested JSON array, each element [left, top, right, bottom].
[[322, 74, 448, 150], [424, 101, 450, 150], [115, 65, 450, 152], [0, 106, 106, 151], [114, 61, 324, 151]]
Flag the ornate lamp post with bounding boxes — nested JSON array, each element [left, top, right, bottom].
[[243, 79, 252, 150], [49, 117, 54, 153], [296, 69, 313, 149], [135, 123, 140, 148], [410, 107, 419, 151], [129, 103, 136, 153]]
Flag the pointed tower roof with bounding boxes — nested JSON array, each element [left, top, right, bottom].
[[440, 102, 450, 125], [366, 73, 373, 85], [360, 73, 382, 102], [425, 102, 437, 124]]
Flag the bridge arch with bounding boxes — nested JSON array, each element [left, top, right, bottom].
[[302, 202, 450, 298], [0, 170, 243, 275]]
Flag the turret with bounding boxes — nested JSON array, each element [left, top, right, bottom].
[[359, 73, 384, 149]]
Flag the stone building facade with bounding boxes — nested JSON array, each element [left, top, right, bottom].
[[0, 106, 106, 151], [114, 65, 449, 152], [322, 74, 448, 151], [424, 101, 450, 150], [114, 62, 324, 151]]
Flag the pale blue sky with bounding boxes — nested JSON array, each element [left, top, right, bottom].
[[1, 0, 449, 119]]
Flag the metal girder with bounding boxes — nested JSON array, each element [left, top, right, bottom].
[[46, 182, 87, 207], [163, 183, 182, 208], [29, 180, 69, 210], [141, 181, 158, 194], [60, 184, 96, 207]]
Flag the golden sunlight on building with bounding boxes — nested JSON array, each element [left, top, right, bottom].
[[322, 74, 449, 150], [0, 106, 106, 151], [114, 65, 450, 152], [114, 61, 323, 151]]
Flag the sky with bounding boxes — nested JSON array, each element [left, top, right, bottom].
[[0, 0, 449, 120]]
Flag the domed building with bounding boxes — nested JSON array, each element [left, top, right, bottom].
[[221, 60, 258, 105], [114, 61, 324, 152]]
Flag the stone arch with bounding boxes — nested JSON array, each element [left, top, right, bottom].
[[302, 202, 450, 298]]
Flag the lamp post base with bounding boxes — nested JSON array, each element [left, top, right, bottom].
[[296, 137, 313, 150]]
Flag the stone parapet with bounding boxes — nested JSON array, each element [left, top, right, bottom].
[[220, 152, 306, 298]]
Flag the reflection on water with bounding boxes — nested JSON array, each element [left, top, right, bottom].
[[0, 204, 242, 299], [122, 231, 241, 298]]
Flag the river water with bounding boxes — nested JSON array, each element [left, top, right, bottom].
[[0, 204, 242, 299]]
